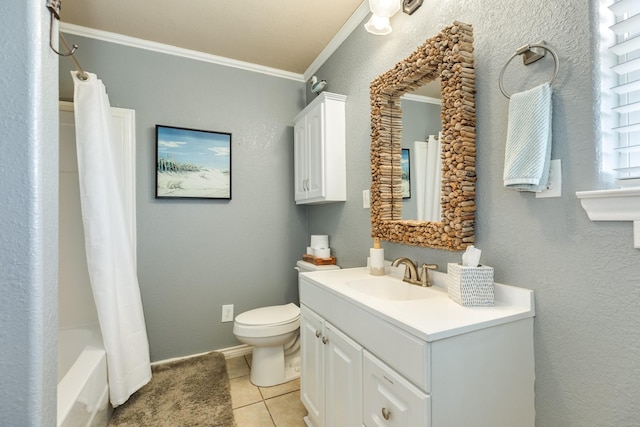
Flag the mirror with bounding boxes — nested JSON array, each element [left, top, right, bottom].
[[370, 21, 476, 250], [400, 81, 442, 221]]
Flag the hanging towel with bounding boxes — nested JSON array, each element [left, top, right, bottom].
[[503, 83, 552, 192]]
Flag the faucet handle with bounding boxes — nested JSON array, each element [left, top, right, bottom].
[[420, 263, 438, 287]]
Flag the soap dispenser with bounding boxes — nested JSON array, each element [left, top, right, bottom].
[[370, 237, 385, 276]]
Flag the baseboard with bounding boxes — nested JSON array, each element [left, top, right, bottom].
[[151, 344, 253, 367], [217, 344, 253, 359]]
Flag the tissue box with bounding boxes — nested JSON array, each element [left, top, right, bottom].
[[446, 263, 494, 307]]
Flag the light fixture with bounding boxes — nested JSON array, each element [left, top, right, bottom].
[[403, 0, 423, 15], [364, 0, 401, 35], [364, 0, 424, 35]]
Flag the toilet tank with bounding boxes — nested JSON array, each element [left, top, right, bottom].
[[295, 260, 340, 273]]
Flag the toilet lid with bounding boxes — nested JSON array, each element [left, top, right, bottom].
[[235, 303, 300, 327]]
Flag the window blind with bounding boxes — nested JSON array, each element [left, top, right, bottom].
[[609, 0, 640, 180]]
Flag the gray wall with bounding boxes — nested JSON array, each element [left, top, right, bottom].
[[0, 1, 58, 425], [59, 36, 308, 361], [310, 1, 640, 426], [38, 1, 637, 425]]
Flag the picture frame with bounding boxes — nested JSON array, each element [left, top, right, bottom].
[[155, 125, 231, 200], [401, 148, 411, 199]]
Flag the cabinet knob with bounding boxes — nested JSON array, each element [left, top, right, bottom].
[[315, 330, 321, 338], [381, 407, 391, 421], [382, 408, 391, 421], [322, 336, 329, 345]]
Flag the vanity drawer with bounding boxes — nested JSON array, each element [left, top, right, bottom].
[[363, 350, 430, 427], [300, 278, 431, 392]]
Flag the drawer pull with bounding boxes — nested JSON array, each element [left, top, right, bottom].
[[322, 336, 329, 345], [315, 330, 321, 338], [381, 407, 391, 420]]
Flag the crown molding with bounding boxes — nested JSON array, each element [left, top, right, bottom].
[[60, 2, 369, 85], [59, 22, 305, 82], [401, 93, 442, 105], [303, 1, 370, 82]]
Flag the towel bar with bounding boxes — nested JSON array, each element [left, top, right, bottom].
[[499, 42, 559, 99]]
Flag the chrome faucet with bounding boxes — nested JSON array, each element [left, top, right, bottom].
[[391, 257, 438, 287]]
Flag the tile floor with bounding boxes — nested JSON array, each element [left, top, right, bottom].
[[226, 354, 307, 427]]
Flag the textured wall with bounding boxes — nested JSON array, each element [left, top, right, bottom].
[[59, 36, 308, 361], [0, 1, 58, 425], [311, 0, 640, 426]]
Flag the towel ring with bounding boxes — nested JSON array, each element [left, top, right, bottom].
[[499, 43, 559, 99]]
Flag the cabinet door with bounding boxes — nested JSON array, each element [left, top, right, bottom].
[[300, 305, 325, 427], [325, 323, 363, 427], [294, 119, 308, 202], [363, 351, 430, 427], [305, 102, 325, 201]]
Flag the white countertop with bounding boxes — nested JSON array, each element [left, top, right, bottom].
[[299, 266, 535, 342]]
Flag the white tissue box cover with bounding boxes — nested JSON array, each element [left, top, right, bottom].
[[447, 263, 495, 307]]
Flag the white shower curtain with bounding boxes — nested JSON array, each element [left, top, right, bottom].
[[414, 134, 442, 222], [72, 71, 151, 406]]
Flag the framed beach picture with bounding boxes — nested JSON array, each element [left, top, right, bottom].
[[155, 125, 231, 199], [401, 148, 411, 199]]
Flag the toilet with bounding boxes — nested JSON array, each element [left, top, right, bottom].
[[233, 260, 339, 387]]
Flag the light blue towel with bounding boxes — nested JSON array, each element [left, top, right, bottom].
[[503, 83, 552, 192]]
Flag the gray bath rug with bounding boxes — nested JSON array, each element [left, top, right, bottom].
[[108, 351, 236, 427]]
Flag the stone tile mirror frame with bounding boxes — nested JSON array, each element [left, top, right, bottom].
[[370, 21, 476, 250]]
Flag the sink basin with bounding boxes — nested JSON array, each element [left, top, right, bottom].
[[345, 276, 432, 301]]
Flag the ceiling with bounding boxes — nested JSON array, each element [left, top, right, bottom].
[[60, 0, 366, 76]]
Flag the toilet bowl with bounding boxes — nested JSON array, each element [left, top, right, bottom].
[[233, 303, 301, 387], [233, 260, 340, 387]]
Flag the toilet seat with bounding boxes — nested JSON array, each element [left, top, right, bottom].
[[235, 303, 300, 326], [233, 303, 300, 338]]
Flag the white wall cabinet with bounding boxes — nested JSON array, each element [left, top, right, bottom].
[[300, 305, 362, 427], [293, 92, 346, 204], [299, 268, 536, 427]]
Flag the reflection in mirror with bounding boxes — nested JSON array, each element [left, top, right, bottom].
[[370, 21, 476, 250], [401, 80, 442, 221]]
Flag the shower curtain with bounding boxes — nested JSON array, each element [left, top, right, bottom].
[[72, 71, 151, 406], [414, 134, 442, 222]]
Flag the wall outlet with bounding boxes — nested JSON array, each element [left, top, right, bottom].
[[222, 304, 234, 322], [536, 159, 562, 198], [363, 189, 371, 209]]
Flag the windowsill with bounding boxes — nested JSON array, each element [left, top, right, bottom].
[[575, 188, 640, 248]]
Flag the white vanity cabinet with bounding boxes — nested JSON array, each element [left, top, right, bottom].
[[292, 92, 346, 204], [363, 350, 429, 426], [298, 268, 536, 427], [300, 304, 363, 427]]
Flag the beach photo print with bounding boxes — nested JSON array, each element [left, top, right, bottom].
[[155, 125, 231, 200], [401, 148, 411, 199]]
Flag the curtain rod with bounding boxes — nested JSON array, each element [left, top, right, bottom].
[[59, 32, 89, 81], [47, 0, 89, 81]]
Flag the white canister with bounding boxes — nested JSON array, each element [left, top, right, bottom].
[[369, 248, 385, 276]]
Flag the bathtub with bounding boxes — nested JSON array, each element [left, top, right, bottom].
[[57, 325, 111, 427]]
